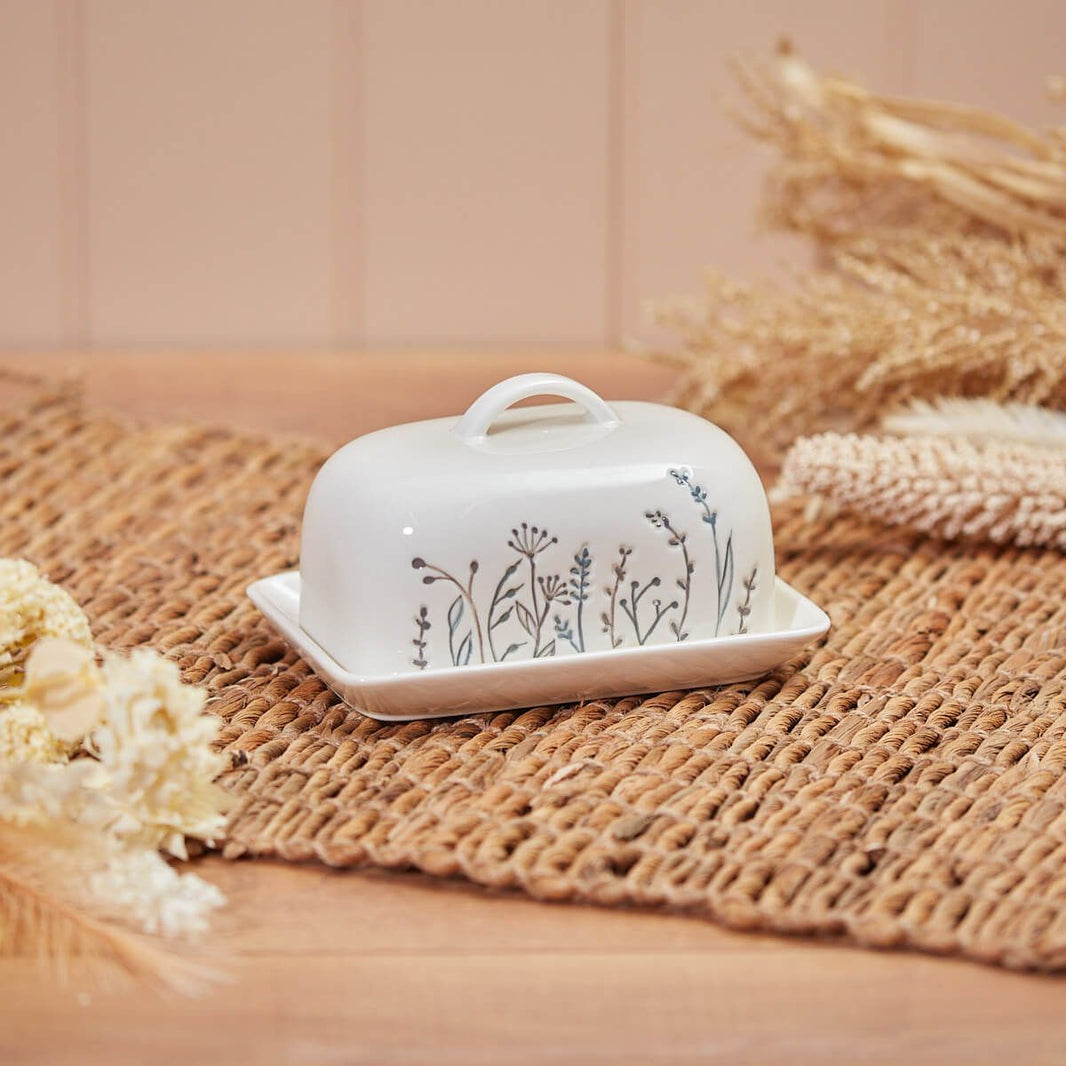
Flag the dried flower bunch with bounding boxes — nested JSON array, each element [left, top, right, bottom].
[[0, 559, 228, 991], [0, 558, 92, 688], [651, 46, 1066, 465]]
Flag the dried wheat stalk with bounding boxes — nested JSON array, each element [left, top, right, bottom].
[[650, 47, 1066, 463], [779, 432, 1066, 548]]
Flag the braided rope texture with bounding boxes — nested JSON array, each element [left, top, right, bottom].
[[3, 388, 1066, 970]]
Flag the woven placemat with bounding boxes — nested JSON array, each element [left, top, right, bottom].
[[3, 384, 1066, 971]]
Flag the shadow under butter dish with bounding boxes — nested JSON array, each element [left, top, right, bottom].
[[248, 373, 830, 720]]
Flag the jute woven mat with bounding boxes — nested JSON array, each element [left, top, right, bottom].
[[3, 385, 1066, 971]]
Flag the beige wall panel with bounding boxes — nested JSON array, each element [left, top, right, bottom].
[[0, 1, 64, 347], [84, 0, 334, 348], [621, 0, 899, 342], [362, 0, 612, 347], [907, 0, 1066, 126], [3, 0, 1060, 351]]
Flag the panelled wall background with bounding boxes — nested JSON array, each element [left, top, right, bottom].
[[3, 0, 1065, 351]]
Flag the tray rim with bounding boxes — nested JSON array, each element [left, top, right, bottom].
[[248, 570, 830, 721]]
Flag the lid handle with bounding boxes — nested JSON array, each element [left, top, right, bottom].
[[453, 373, 620, 444]]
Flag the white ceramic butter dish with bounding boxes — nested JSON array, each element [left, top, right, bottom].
[[248, 373, 830, 720]]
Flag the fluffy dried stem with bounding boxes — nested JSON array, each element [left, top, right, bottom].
[[779, 432, 1066, 548], [884, 397, 1066, 448], [650, 49, 1066, 462], [0, 821, 222, 995]]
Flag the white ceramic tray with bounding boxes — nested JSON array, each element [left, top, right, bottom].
[[248, 570, 830, 721]]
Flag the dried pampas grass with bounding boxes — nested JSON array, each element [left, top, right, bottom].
[[0, 823, 220, 996], [651, 47, 1066, 463], [739, 44, 1066, 241]]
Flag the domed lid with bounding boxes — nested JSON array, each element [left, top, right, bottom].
[[298, 374, 776, 675]]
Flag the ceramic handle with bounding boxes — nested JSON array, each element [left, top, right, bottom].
[[453, 373, 620, 443]]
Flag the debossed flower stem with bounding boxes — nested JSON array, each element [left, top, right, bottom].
[[568, 545, 592, 652], [411, 558, 485, 664], [601, 546, 632, 648], [620, 575, 678, 646], [669, 469, 735, 635], [507, 524, 558, 658], [486, 560, 524, 662]]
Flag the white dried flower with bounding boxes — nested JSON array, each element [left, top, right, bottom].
[[0, 702, 67, 764], [21, 637, 104, 745], [0, 639, 101, 765], [0, 562, 229, 966], [0, 560, 92, 687], [0, 759, 109, 826], [89, 650, 229, 857], [88, 847, 225, 939], [0, 757, 225, 940]]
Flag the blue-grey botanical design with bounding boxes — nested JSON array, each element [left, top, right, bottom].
[[507, 524, 568, 659], [736, 565, 758, 635], [668, 468, 734, 635], [619, 569, 676, 646], [411, 557, 485, 666], [487, 560, 526, 663], [410, 469, 749, 669], [644, 509, 692, 642], [411, 606, 430, 670], [567, 545, 592, 651], [601, 546, 632, 649]]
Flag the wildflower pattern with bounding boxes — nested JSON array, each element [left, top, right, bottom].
[[411, 470, 755, 668]]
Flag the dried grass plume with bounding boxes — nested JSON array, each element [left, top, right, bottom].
[[651, 47, 1066, 464], [883, 397, 1066, 448]]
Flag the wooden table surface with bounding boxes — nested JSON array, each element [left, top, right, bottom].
[[2, 350, 1065, 1066]]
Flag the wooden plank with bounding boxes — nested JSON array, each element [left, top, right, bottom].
[[198, 857, 782, 957], [1, 861, 1064, 1066], [0, 350, 680, 440], [0, 1, 65, 347], [361, 1, 612, 346], [82, 0, 334, 348]]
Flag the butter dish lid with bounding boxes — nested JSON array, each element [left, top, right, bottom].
[[297, 373, 778, 677]]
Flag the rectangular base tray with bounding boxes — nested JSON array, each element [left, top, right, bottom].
[[248, 571, 830, 721]]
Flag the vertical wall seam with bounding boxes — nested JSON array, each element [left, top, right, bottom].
[[330, 0, 365, 350], [56, 0, 89, 348], [604, 0, 626, 350]]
